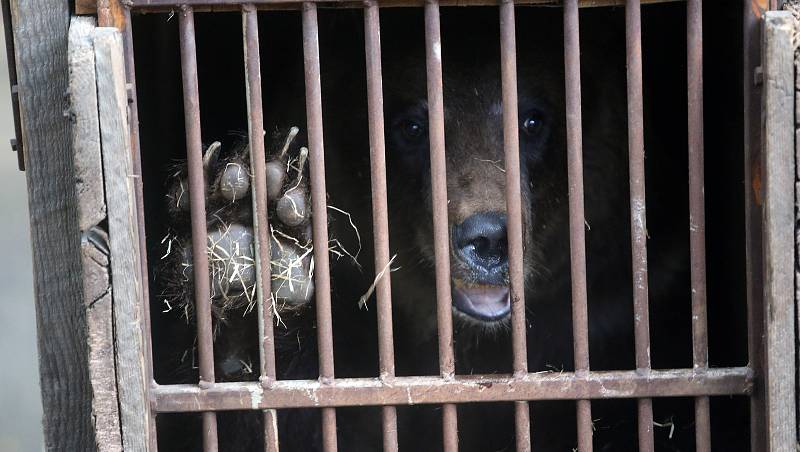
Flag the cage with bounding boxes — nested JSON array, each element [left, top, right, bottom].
[[3, 0, 798, 450]]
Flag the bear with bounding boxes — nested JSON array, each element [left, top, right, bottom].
[[143, 6, 750, 452]]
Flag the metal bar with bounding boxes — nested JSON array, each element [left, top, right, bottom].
[[424, 1, 458, 450], [563, 1, 593, 451], [0, 0, 24, 170], [151, 367, 754, 412], [178, 7, 219, 451], [742, 0, 766, 449], [126, 0, 685, 11], [498, 2, 531, 451], [121, 7, 159, 451], [686, 0, 710, 450], [241, 5, 280, 451], [624, 1, 654, 451], [301, 4, 338, 451], [363, 2, 399, 451]]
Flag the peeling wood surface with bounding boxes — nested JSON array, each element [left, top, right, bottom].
[[762, 11, 797, 452], [69, 16, 106, 231], [77, 0, 126, 30], [96, 0, 127, 29], [75, 0, 96, 15], [786, 2, 800, 448], [9, 0, 97, 450], [81, 230, 123, 452], [69, 16, 124, 452], [94, 27, 151, 452]]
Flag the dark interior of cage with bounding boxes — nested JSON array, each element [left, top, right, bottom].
[[133, 3, 749, 451]]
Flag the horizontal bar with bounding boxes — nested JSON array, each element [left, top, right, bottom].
[[151, 367, 753, 412], [125, 0, 684, 12]]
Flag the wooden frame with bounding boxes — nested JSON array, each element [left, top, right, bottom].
[[9, 0, 96, 450], [761, 10, 797, 452], [5, 1, 798, 450]]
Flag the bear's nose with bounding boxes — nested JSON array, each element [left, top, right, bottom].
[[452, 212, 508, 275]]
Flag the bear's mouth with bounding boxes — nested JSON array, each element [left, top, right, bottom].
[[451, 283, 511, 322]]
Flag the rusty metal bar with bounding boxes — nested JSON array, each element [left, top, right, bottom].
[[624, 1, 654, 451], [126, 0, 684, 11], [363, 3, 399, 451], [151, 367, 754, 412], [301, 4, 338, 451], [498, 2, 531, 450], [563, 1, 593, 450], [241, 5, 280, 451], [178, 6, 219, 451], [742, 1, 766, 450], [121, 7, 160, 451], [0, 0, 23, 170], [686, 0, 710, 450], [424, 1, 458, 450]]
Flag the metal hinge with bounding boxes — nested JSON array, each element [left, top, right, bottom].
[[754, 65, 764, 87], [1, 0, 24, 171]]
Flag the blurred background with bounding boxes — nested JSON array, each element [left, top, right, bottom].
[[0, 15, 44, 452]]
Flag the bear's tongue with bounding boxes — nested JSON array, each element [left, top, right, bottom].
[[452, 286, 510, 321]]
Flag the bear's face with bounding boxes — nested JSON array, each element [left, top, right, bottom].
[[382, 32, 572, 340]]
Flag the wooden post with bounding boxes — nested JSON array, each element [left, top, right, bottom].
[[8, 0, 97, 450], [761, 10, 797, 452], [93, 27, 153, 451], [69, 16, 124, 452], [788, 2, 800, 449]]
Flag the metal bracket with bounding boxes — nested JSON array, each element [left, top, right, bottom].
[[1, 0, 25, 171]]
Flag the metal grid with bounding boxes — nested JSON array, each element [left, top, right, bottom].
[[116, 0, 756, 450]]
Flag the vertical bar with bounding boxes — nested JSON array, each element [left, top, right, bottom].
[[686, 1, 710, 451], [121, 7, 159, 450], [301, 4, 338, 451], [743, 1, 768, 450], [242, 5, 280, 452], [498, 2, 531, 451], [178, 7, 219, 452], [424, 2, 458, 451], [624, 1, 654, 451], [0, 0, 24, 170], [742, 0, 766, 449], [563, 1, 593, 451], [363, 3, 399, 451]]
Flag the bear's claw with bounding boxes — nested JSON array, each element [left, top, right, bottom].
[[159, 127, 315, 327]]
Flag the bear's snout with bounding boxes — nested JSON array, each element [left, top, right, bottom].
[[452, 212, 509, 282]]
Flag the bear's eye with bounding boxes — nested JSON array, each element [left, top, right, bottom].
[[521, 113, 545, 137], [401, 119, 425, 141]]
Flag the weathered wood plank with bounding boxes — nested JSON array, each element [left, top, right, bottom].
[[9, 0, 97, 450], [69, 16, 105, 231], [788, 3, 800, 448], [76, 0, 97, 15], [94, 27, 152, 452], [69, 16, 124, 452], [762, 11, 797, 452], [81, 229, 123, 452]]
